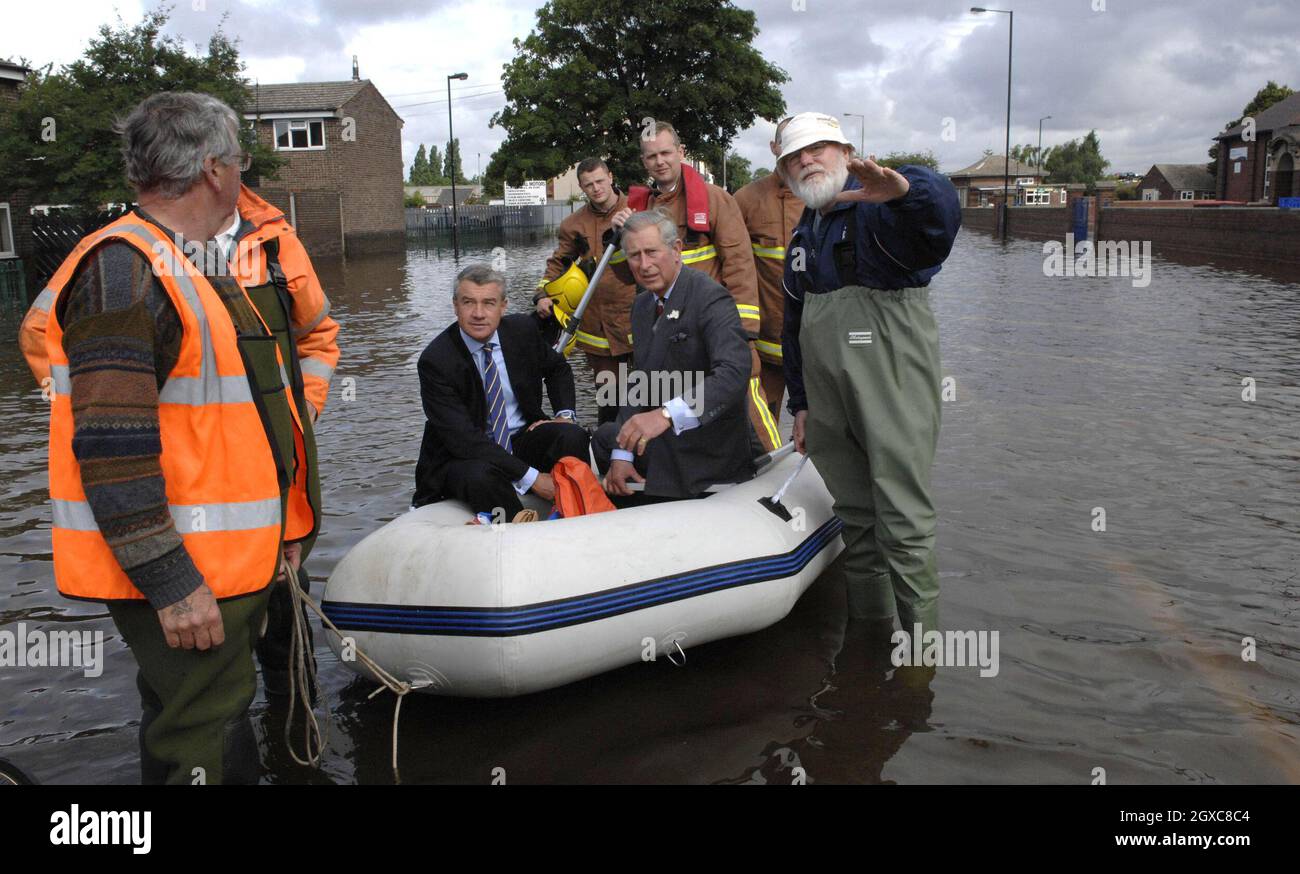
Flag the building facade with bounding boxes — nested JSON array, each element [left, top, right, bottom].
[[1214, 92, 1300, 204], [947, 155, 1047, 207], [1138, 164, 1216, 201], [0, 60, 33, 285], [245, 77, 405, 256]]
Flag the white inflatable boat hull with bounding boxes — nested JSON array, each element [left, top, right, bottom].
[[322, 453, 843, 697]]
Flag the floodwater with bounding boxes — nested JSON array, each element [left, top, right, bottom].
[[2, 229, 1297, 784]]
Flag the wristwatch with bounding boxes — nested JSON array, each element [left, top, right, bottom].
[[660, 406, 672, 421]]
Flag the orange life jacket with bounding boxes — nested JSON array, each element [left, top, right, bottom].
[[551, 457, 617, 517], [45, 214, 302, 601], [628, 163, 711, 232]]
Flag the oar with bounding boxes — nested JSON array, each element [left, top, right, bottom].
[[554, 228, 623, 355]]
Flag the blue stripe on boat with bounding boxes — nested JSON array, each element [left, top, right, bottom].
[[322, 516, 844, 637]]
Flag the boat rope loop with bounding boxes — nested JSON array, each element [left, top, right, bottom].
[[285, 579, 417, 784]]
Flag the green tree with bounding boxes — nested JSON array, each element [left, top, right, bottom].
[[1044, 130, 1109, 185], [426, 143, 447, 184], [404, 189, 427, 207], [878, 150, 940, 171], [723, 152, 752, 191], [0, 7, 281, 209], [1207, 80, 1294, 172], [487, 0, 788, 188], [409, 143, 430, 184], [753, 167, 771, 180], [443, 137, 466, 184]]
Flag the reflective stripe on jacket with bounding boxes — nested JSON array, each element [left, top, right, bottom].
[[733, 171, 805, 365]]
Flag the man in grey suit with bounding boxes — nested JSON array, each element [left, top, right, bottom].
[[593, 210, 754, 500]]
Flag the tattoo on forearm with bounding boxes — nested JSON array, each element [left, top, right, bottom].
[[170, 598, 194, 616]]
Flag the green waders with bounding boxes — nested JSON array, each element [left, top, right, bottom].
[[800, 285, 942, 634], [245, 240, 323, 698], [108, 590, 270, 785], [110, 277, 299, 785]]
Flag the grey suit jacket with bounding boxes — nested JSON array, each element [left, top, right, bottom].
[[617, 265, 754, 497]]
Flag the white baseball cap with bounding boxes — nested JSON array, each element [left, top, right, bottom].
[[776, 112, 854, 163]]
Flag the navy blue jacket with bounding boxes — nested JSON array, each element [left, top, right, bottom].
[[781, 165, 962, 414]]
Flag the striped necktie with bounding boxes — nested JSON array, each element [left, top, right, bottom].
[[481, 343, 512, 452]]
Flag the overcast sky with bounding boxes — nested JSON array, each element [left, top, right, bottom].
[[3, 0, 1297, 179]]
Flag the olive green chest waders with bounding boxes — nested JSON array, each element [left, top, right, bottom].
[[109, 277, 300, 784], [800, 284, 942, 634], [245, 239, 324, 700]]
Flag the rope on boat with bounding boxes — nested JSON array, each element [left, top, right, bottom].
[[285, 578, 421, 783]]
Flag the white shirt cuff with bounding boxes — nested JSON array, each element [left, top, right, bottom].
[[513, 467, 539, 495], [611, 448, 635, 463], [665, 397, 700, 435]]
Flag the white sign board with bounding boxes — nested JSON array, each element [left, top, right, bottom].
[[1228, 146, 1249, 160], [504, 180, 548, 206]]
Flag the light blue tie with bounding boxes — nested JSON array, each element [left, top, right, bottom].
[[482, 343, 512, 453]]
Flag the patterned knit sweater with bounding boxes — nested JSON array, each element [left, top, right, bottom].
[[57, 210, 267, 608]]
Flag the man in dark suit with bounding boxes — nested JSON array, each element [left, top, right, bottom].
[[593, 211, 754, 500], [414, 263, 589, 520]]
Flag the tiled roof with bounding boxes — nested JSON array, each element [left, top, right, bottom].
[[246, 80, 369, 114], [1151, 164, 1215, 191], [1217, 91, 1300, 139], [947, 155, 1045, 178]]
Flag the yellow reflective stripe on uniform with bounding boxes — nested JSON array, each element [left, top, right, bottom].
[[576, 330, 610, 349], [736, 303, 761, 323], [681, 245, 717, 265], [750, 377, 782, 447], [754, 339, 783, 360], [300, 357, 334, 381], [751, 244, 786, 260], [51, 496, 282, 533], [610, 250, 627, 265]]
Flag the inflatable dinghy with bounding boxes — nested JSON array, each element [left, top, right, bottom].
[[322, 451, 843, 697]]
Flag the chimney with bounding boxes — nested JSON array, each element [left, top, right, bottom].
[[352, 55, 360, 81]]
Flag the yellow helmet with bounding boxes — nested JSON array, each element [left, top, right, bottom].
[[543, 262, 589, 314]]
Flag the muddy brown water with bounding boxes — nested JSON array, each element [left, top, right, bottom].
[[2, 231, 1297, 784]]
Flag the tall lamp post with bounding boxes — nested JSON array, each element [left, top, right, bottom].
[[843, 111, 866, 155], [1037, 114, 1052, 179], [972, 7, 1013, 239], [447, 71, 468, 256]]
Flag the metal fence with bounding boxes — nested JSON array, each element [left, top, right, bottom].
[[0, 258, 26, 305], [30, 209, 128, 288], [406, 202, 576, 235]]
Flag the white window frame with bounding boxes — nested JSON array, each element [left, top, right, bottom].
[[273, 119, 326, 151], [1180, 190, 1194, 200], [1025, 188, 1052, 205], [0, 203, 15, 258]]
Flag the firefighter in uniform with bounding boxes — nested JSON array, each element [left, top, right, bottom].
[[534, 157, 636, 424], [733, 117, 804, 422], [631, 121, 783, 452]]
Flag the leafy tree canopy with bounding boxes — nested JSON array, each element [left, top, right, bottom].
[[487, 0, 788, 191], [878, 150, 940, 171], [0, 6, 280, 209], [1044, 130, 1109, 185]]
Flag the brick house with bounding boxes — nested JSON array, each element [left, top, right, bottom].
[[245, 75, 404, 256], [1214, 91, 1300, 204], [0, 60, 33, 288], [947, 155, 1046, 207], [1137, 164, 1216, 201]]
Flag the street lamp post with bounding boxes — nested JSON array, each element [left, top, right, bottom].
[[972, 7, 1013, 239], [843, 111, 866, 155], [1037, 114, 1052, 179], [447, 72, 468, 256]]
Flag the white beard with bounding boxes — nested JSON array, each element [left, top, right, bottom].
[[790, 155, 849, 210]]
